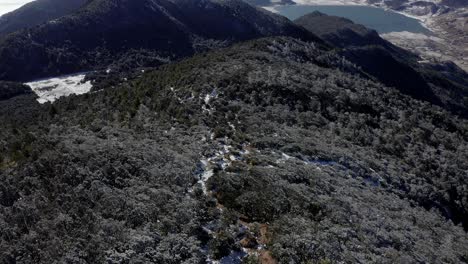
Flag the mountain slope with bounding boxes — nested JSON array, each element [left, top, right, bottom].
[[0, 0, 321, 82], [0, 36, 467, 263], [295, 12, 468, 118], [0, 0, 88, 36], [294, 11, 401, 50]]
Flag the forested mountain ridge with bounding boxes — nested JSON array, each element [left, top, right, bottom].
[[294, 11, 404, 50], [0, 0, 321, 82], [294, 12, 468, 118], [0, 0, 89, 36], [0, 1, 467, 263], [1, 36, 467, 263]]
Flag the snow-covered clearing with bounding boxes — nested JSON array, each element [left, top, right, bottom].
[[26, 73, 93, 104]]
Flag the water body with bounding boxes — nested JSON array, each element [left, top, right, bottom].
[[273, 5, 431, 34]]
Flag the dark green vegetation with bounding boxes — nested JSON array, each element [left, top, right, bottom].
[[0, 0, 320, 82], [0, 82, 34, 101], [294, 12, 468, 118], [0, 0, 88, 36], [1, 37, 467, 263]]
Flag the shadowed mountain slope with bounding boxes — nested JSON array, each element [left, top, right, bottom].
[[294, 11, 391, 48], [0, 0, 321, 82], [0, 0, 89, 36]]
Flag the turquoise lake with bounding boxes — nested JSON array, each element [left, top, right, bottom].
[[273, 5, 432, 34]]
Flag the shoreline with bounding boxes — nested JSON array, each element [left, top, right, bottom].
[[262, 2, 467, 72], [262, 2, 435, 33]]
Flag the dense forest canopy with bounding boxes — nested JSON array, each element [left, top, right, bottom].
[[0, 37, 467, 263], [0, 0, 467, 263]]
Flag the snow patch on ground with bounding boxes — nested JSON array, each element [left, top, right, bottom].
[[276, 152, 294, 163], [201, 89, 218, 114], [262, 6, 279, 12], [198, 159, 215, 195], [195, 140, 252, 195], [26, 73, 93, 104], [204, 89, 218, 104]]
